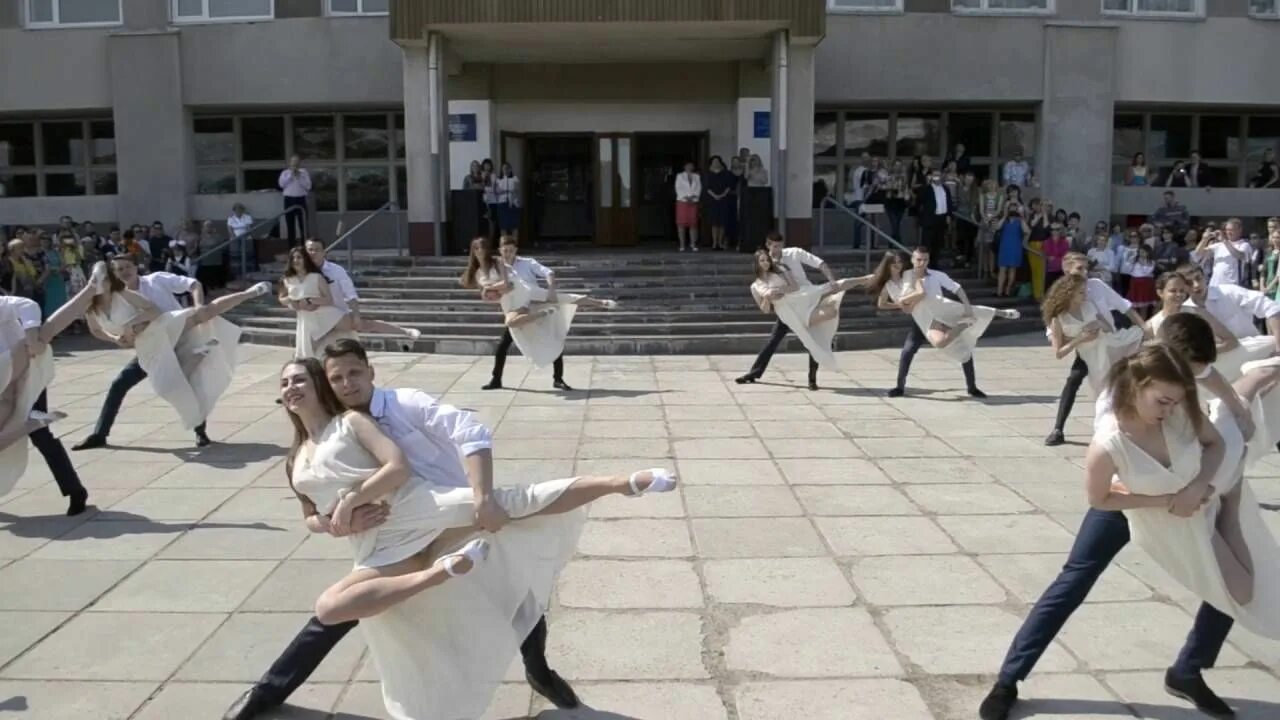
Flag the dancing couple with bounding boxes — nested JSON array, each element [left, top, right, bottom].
[[223, 339, 675, 720], [982, 312, 1280, 720], [462, 235, 616, 391]]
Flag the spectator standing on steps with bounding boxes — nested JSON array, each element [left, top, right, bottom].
[[279, 154, 312, 246], [227, 203, 256, 274]]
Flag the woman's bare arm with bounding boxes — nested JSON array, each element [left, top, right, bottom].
[[343, 412, 411, 507], [1084, 441, 1171, 511]]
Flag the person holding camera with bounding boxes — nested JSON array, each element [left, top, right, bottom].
[[995, 202, 1030, 297], [1193, 219, 1253, 288]]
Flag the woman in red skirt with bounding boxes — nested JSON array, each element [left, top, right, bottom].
[[674, 161, 702, 252], [1126, 243, 1158, 318]]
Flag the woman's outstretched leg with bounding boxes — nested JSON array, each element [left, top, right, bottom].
[[572, 296, 618, 310], [505, 305, 555, 329], [809, 297, 842, 326], [38, 281, 100, 343], [1212, 482, 1255, 606], [188, 282, 273, 327], [521, 470, 678, 518], [356, 318, 420, 339]]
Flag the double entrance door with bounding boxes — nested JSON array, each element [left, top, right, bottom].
[[501, 131, 708, 247]]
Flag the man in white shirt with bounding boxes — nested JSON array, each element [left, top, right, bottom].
[[0, 296, 88, 515], [72, 255, 212, 450], [735, 232, 835, 387], [1192, 219, 1252, 288], [674, 161, 701, 252], [1044, 251, 1151, 446], [222, 339, 580, 720], [304, 239, 420, 348], [482, 242, 571, 390], [1002, 150, 1031, 188], [278, 154, 312, 245], [227, 202, 257, 272], [1180, 261, 1280, 347], [888, 246, 985, 398]]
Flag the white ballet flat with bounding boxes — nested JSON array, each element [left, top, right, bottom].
[[628, 468, 679, 497], [250, 281, 273, 297], [602, 299, 619, 310], [28, 410, 67, 428], [998, 309, 1021, 320], [406, 328, 422, 340], [439, 537, 491, 577]]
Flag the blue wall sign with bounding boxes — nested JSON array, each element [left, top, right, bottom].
[[448, 113, 477, 142], [753, 111, 771, 139]]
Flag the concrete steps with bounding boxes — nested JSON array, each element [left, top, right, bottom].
[[231, 249, 1042, 355]]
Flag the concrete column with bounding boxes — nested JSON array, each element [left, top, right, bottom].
[[784, 43, 817, 248], [1039, 23, 1118, 226], [108, 30, 190, 230], [402, 42, 441, 255]]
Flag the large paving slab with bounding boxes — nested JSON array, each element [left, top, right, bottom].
[[1, 337, 1278, 719]]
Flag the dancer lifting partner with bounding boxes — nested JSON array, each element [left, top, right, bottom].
[[736, 232, 840, 386], [303, 238, 420, 349], [463, 236, 616, 392], [1041, 273, 1144, 394], [280, 247, 356, 359]]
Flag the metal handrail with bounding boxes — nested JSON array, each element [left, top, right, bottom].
[[818, 195, 910, 272], [325, 201, 400, 268], [193, 205, 305, 278]]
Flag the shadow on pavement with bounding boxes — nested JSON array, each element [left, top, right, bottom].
[[0, 696, 28, 712], [105, 441, 285, 467], [0, 510, 283, 539]]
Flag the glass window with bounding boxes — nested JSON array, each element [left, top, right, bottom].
[[194, 118, 235, 165], [948, 113, 993, 157], [396, 165, 407, 210], [1250, 0, 1278, 16], [1247, 116, 1280, 159], [1148, 114, 1192, 160], [92, 171, 118, 195], [174, 0, 273, 20], [998, 113, 1035, 158], [1103, 0, 1200, 14], [293, 115, 336, 161], [813, 165, 838, 207], [330, 0, 388, 13], [0, 124, 36, 167], [1199, 116, 1241, 160], [813, 112, 838, 157], [827, 0, 902, 10], [895, 114, 941, 159], [45, 172, 86, 196], [89, 121, 115, 164], [393, 113, 405, 159], [27, 0, 121, 26], [240, 117, 284, 162], [42, 121, 85, 166], [345, 166, 390, 211], [953, 0, 1051, 11], [0, 174, 38, 197], [243, 168, 280, 192], [1112, 113, 1143, 165], [196, 167, 237, 194], [842, 114, 890, 158], [344, 115, 389, 160], [310, 167, 339, 212]]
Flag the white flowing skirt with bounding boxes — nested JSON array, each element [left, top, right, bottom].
[[500, 283, 581, 369], [0, 345, 54, 498], [294, 307, 348, 360], [909, 296, 996, 365], [772, 283, 845, 369], [1077, 327, 1146, 394], [1215, 335, 1276, 383], [135, 309, 241, 430], [342, 476, 587, 720]]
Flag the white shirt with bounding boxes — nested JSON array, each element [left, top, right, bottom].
[[368, 387, 493, 490], [901, 268, 961, 298], [775, 247, 825, 288], [136, 272, 197, 313], [931, 184, 948, 215], [227, 213, 254, 238], [496, 176, 520, 207], [509, 256, 552, 286], [849, 166, 869, 203], [1088, 247, 1117, 275], [1191, 285, 1280, 339], [0, 296, 41, 352], [278, 168, 312, 198], [320, 260, 358, 313], [1050, 277, 1131, 340], [675, 172, 701, 202], [1206, 240, 1253, 287], [1003, 160, 1030, 187]]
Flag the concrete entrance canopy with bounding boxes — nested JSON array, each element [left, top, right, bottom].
[[390, 0, 825, 253]]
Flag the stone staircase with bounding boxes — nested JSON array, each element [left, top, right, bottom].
[[228, 249, 1043, 355]]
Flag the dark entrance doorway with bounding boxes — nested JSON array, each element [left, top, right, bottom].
[[524, 134, 594, 246], [636, 133, 706, 246]]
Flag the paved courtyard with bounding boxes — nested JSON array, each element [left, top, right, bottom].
[[2, 335, 1279, 720]]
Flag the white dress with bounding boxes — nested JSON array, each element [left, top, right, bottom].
[[1149, 310, 1276, 383], [485, 265, 581, 369], [290, 413, 587, 720], [1097, 406, 1280, 638], [1057, 301, 1144, 393], [91, 293, 241, 430], [885, 278, 994, 364], [285, 273, 348, 360], [752, 275, 845, 368], [0, 310, 54, 498]]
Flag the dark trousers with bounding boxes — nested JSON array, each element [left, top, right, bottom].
[[998, 508, 1233, 685], [895, 322, 976, 391], [94, 358, 205, 439], [251, 614, 555, 705], [1052, 353, 1089, 433], [491, 328, 563, 383], [921, 219, 946, 258], [29, 391, 85, 498], [747, 320, 819, 384], [284, 196, 308, 244]]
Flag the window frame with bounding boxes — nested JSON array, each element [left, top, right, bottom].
[[24, 0, 123, 29], [171, 0, 275, 24], [327, 0, 389, 16], [0, 118, 117, 198], [952, 0, 1054, 16], [825, 0, 904, 15], [1101, 0, 1205, 19], [1110, 109, 1280, 188], [1249, 0, 1279, 18]]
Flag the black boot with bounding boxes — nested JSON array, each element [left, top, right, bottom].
[[481, 379, 503, 390], [1164, 669, 1235, 718], [978, 682, 1017, 720], [521, 618, 579, 709], [71, 434, 107, 451]]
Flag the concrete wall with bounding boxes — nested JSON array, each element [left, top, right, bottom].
[[1113, 19, 1280, 105], [0, 28, 113, 111], [490, 63, 740, 103], [0, 195, 118, 226], [1113, 186, 1280, 223]]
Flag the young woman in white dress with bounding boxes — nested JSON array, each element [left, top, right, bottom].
[[749, 248, 870, 372], [872, 250, 1019, 364], [1088, 343, 1280, 637], [280, 247, 355, 359], [280, 357, 676, 720], [87, 260, 270, 431], [1042, 273, 1145, 394], [461, 236, 616, 369]]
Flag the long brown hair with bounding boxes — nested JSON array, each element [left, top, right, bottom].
[[1107, 342, 1204, 432], [869, 251, 905, 295], [282, 357, 347, 483], [284, 246, 323, 280], [90, 259, 129, 314], [460, 236, 499, 289], [1041, 273, 1086, 327], [753, 249, 781, 281]]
